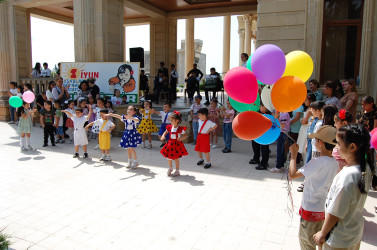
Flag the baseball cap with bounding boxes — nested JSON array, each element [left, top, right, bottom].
[[308, 125, 337, 145], [194, 95, 202, 99]]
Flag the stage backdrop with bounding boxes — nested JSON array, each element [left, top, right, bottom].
[[61, 62, 140, 103]]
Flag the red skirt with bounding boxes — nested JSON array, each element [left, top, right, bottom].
[[195, 133, 210, 153], [160, 139, 188, 160], [65, 118, 74, 128]]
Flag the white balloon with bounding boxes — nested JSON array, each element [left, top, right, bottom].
[[261, 85, 276, 112]]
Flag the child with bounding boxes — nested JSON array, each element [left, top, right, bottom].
[[111, 89, 122, 106], [122, 95, 128, 105], [86, 109, 115, 161], [221, 99, 235, 153], [105, 101, 115, 122], [157, 103, 171, 147], [62, 105, 93, 158], [208, 98, 220, 149], [79, 99, 88, 115], [92, 98, 106, 149], [357, 95, 377, 132], [87, 96, 97, 139], [288, 125, 339, 250], [40, 100, 56, 147], [269, 111, 290, 173], [333, 109, 353, 171], [8, 81, 18, 124], [137, 100, 158, 149], [108, 106, 142, 169], [195, 108, 217, 169], [17, 102, 36, 151], [65, 100, 76, 144], [160, 111, 188, 177], [190, 95, 204, 145], [54, 101, 65, 143], [306, 101, 325, 163], [313, 124, 374, 249]]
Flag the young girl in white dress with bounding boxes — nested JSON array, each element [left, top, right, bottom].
[[17, 102, 37, 151]]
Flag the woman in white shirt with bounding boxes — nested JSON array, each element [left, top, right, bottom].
[[30, 62, 41, 78], [46, 81, 56, 103]]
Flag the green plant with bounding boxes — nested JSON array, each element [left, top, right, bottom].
[[178, 84, 184, 88], [199, 83, 205, 91], [0, 229, 11, 250]]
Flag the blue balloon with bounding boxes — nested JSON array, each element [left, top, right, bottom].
[[254, 114, 281, 145]]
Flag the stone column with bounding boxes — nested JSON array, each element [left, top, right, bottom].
[[74, 0, 124, 62], [185, 18, 195, 78], [237, 16, 245, 66], [244, 15, 253, 56], [222, 15, 231, 74]]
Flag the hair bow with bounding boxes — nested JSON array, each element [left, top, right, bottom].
[[339, 109, 346, 120], [173, 111, 180, 115]]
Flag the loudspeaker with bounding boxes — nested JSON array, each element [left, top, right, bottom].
[[129, 47, 144, 68]]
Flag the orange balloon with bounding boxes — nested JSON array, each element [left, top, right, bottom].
[[232, 111, 272, 140], [271, 76, 307, 112]]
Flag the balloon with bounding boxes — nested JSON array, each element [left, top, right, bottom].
[[9, 96, 23, 108], [271, 76, 307, 112], [251, 44, 286, 85], [371, 132, 377, 150], [371, 128, 377, 136], [22, 91, 35, 103], [255, 114, 281, 145], [232, 111, 272, 140], [246, 54, 265, 85], [224, 67, 258, 104], [261, 85, 275, 112], [229, 94, 260, 112], [283, 51, 314, 82]]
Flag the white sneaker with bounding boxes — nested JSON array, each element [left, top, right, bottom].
[[211, 144, 218, 149], [147, 143, 152, 149], [27, 146, 34, 151], [99, 154, 106, 161], [106, 155, 112, 162], [131, 161, 139, 169], [167, 168, 173, 176], [8, 121, 15, 124], [269, 167, 283, 173], [172, 170, 180, 177], [126, 162, 132, 169], [20, 147, 28, 152], [94, 144, 99, 150], [141, 142, 145, 148]]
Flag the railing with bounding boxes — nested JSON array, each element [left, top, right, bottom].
[[19, 77, 53, 96]]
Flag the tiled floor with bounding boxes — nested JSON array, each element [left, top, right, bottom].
[[1, 121, 376, 250]]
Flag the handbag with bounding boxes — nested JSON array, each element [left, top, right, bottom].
[[205, 79, 218, 90]]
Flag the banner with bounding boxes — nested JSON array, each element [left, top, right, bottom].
[[61, 62, 140, 103]]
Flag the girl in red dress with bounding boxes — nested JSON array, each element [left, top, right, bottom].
[[160, 111, 188, 177]]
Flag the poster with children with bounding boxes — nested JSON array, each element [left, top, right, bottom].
[[61, 62, 140, 104]]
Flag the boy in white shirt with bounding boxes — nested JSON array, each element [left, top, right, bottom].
[[288, 125, 339, 250], [195, 108, 217, 169], [40, 62, 51, 77]]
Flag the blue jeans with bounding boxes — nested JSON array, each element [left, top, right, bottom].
[[276, 132, 287, 169], [223, 123, 233, 149], [306, 138, 312, 163], [9, 106, 16, 121], [193, 121, 199, 142]]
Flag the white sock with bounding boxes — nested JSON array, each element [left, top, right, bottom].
[[26, 137, 31, 147], [206, 161, 211, 164], [128, 159, 132, 163], [20, 137, 25, 147], [101, 154, 105, 158], [133, 159, 138, 163]]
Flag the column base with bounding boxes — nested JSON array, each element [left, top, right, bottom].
[[0, 92, 10, 121]]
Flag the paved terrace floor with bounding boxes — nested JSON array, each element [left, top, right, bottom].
[[1, 113, 376, 249]]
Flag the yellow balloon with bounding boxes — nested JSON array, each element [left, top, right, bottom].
[[282, 51, 314, 82]]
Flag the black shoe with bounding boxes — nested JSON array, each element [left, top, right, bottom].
[[83, 153, 88, 158], [255, 163, 268, 170], [204, 163, 212, 169], [52, 143, 56, 146], [222, 148, 232, 153], [197, 159, 204, 165], [43, 143, 48, 147], [249, 159, 259, 164], [160, 143, 166, 147], [73, 153, 79, 158]]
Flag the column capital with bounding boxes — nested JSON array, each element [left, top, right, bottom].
[[243, 14, 256, 24], [238, 29, 245, 36]]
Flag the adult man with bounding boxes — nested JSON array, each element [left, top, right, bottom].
[[204, 67, 221, 106], [170, 64, 178, 103], [88, 78, 100, 100], [154, 69, 169, 104], [159, 62, 169, 78], [187, 63, 203, 96], [53, 77, 70, 105], [140, 69, 149, 97], [40, 62, 51, 77]]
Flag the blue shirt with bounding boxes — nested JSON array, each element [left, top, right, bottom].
[[290, 106, 304, 133]]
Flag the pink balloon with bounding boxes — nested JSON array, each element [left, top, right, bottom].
[[371, 128, 377, 136], [22, 91, 35, 103], [251, 44, 286, 85], [224, 67, 258, 104], [371, 132, 377, 150]]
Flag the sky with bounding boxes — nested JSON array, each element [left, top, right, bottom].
[[31, 15, 253, 75]]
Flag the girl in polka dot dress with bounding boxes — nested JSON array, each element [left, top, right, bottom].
[[108, 106, 142, 169], [160, 111, 188, 177], [137, 100, 158, 148]]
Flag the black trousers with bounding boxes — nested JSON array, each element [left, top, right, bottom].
[[170, 81, 177, 102], [252, 140, 269, 166], [205, 89, 217, 102], [44, 124, 55, 144]]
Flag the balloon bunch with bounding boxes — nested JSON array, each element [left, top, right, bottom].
[[224, 44, 314, 145], [9, 91, 35, 108]]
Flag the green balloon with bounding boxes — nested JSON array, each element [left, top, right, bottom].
[[9, 96, 23, 108], [229, 94, 260, 113], [246, 53, 265, 86]]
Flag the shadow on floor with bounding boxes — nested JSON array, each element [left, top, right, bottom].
[[169, 174, 204, 186], [120, 167, 156, 182]]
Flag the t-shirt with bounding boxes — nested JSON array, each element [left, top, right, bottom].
[[324, 96, 341, 110], [41, 109, 55, 125], [170, 126, 185, 139], [198, 119, 216, 134], [94, 119, 114, 132], [311, 119, 323, 153], [90, 84, 100, 98], [46, 90, 54, 102], [55, 109, 63, 126], [314, 90, 323, 101], [36, 94, 45, 111], [357, 110, 377, 132], [111, 96, 122, 106], [332, 148, 347, 171], [71, 115, 88, 130], [40, 68, 51, 77], [290, 106, 304, 133], [190, 103, 204, 122], [279, 112, 290, 133], [122, 115, 139, 130], [298, 156, 338, 213], [52, 87, 62, 101], [9, 88, 18, 96], [30, 69, 41, 78], [223, 109, 235, 123], [160, 111, 171, 124], [325, 165, 371, 248]]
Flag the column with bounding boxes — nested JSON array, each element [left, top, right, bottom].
[[222, 15, 231, 74], [251, 14, 257, 51], [74, 0, 124, 62], [185, 18, 194, 77], [238, 30, 245, 66], [243, 15, 253, 56]]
